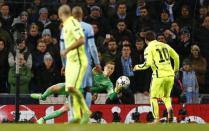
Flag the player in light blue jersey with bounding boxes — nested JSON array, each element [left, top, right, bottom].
[[72, 6, 101, 108]]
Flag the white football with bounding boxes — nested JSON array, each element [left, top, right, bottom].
[[116, 76, 130, 89]]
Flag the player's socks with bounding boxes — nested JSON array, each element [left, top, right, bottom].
[[37, 117, 44, 124], [74, 89, 91, 114], [31, 93, 42, 100], [72, 95, 82, 120], [43, 109, 63, 120], [41, 88, 53, 100], [85, 92, 92, 108], [168, 109, 174, 123], [150, 98, 159, 120], [162, 97, 173, 122]]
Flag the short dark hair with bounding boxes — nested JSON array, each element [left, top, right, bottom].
[[145, 31, 156, 41], [105, 61, 115, 66]]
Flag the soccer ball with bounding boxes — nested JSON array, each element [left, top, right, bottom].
[[116, 76, 130, 89]]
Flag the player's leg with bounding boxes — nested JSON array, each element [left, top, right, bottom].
[[31, 83, 66, 100], [37, 103, 70, 124], [150, 78, 163, 123], [161, 76, 174, 122], [82, 64, 93, 108], [66, 61, 90, 124]]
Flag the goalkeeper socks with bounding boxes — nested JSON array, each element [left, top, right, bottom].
[[85, 92, 92, 108], [150, 98, 159, 119], [43, 109, 63, 120], [41, 88, 53, 100]]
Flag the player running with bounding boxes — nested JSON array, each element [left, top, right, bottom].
[[58, 4, 90, 124], [133, 31, 179, 123]]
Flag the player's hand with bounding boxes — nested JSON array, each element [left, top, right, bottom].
[[61, 66, 65, 76], [114, 83, 123, 93], [95, 64, 102, 72], [133, 65, 140, 71], [60, 50, 67, 57]]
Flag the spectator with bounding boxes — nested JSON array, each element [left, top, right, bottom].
[[133, 37, 151, 94], [197, 6, 208, 26], [26, 23, 41, 53], [176, 5, 196, 30], [27, 0, 43, 23], [33, 52, 61, 93], [110, 20, 133, 45], [170, 21, 181, 37], [81, 0, 97, 17], [0, 3, 13, 31], [189, 44, 207, 93], [133, 6, 156, 34], [41, 28, 61, 70], [103, 0, 117, 20], [194, 16, 209, 61], [161, 0, 179, 22], [8, 53, 33, 94], [157, 9, 171, 32], [91, 21, 105, 50], [35, 7, 51, 32], [162, 29, 178, 50], [114, 45, 137, 93], [0, 38, 9, 93], [181, 58, 199, 104], [11, 11, 29, 42], [102, 37, 119, 63], [111, 2, 133, 30], [32, 38, 47, 73], [176, 27, 192, 62], [0, 20, 13, 51], [84, 5, 110, 36], [157, 33, 167, 43], [8, 38, 32, 69]]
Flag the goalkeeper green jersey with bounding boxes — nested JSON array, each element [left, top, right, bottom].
[[136, 40, 179, 78], [91, 72, 116, 99]]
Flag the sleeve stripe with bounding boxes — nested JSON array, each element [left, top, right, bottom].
[[138, 63, 146, 68], [87, 36, 94, 39], [60, 39, 64, 42], [72, 19, 76, 26], [75, 28, 80, 31]]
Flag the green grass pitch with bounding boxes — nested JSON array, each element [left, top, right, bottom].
[[1, 123, 209, 131]]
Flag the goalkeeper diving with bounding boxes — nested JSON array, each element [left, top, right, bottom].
[[30, 61, 123, 124]]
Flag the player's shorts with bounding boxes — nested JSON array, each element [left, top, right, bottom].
[[150, 76, 174, 98], [65, 57, 88, 92], [81, 64, 93, 89]]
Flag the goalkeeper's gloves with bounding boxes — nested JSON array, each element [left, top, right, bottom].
[[114, 83, 123, 93]]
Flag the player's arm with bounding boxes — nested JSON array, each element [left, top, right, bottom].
[[133, 47, 153, 71], [62, 20, 85, 56], [168, 45, 180, 73], [59, 29, 66, 67], [63, 37, 85, 55], [88, 26, 100, 65]]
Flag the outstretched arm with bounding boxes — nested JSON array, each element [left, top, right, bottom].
[[133, 47, 152, 71]]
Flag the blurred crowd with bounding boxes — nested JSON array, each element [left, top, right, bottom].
[[0, 0, 209, 104]]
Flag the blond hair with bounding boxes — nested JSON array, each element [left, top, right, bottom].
[[58, 4, 71, 17]]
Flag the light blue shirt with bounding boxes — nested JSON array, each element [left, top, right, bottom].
[[60, 29, 66, 66], [80, 21, 100, 65]]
